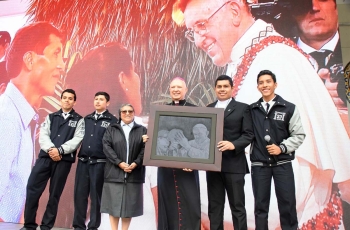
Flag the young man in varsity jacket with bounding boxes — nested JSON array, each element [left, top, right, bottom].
[[250, 70, 305, 230], [73, 92, 118, 230], [21, 89, 84, 230]]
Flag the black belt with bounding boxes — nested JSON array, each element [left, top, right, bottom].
[[78, 157, 106, 164]]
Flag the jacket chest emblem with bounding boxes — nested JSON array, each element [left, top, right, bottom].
[[101, 121, 110, 128], [68, 120, 77, 127], [273, 111, 286, 121]]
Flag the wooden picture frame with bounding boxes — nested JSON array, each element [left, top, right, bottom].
[[144, 105, 224, 171]]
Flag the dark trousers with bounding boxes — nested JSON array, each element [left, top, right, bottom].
[[73, 161, 105, 230], [251, 163, 297, 230], [23, 158, 72, 230], [206, 171, 247, 230]]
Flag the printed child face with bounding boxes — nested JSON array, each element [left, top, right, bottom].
[[157, 138, 169, 154]]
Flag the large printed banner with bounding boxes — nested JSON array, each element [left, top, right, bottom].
[[0, 0, 349, 229]]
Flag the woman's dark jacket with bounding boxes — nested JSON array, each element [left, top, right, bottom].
[[102, 121, 147, 183]]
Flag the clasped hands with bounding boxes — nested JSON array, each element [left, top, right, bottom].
[[119, 162, 137, 173], [48, 147, 62, 161]]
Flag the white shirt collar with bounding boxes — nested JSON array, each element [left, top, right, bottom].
[[263, 95, 276, 104], [94, 110, 105, 119], [261, 96, 276, 109], [121, 120, 134, 128], [95, 110, 106, 115], [297, 31, 339, 54], [216, 98, 232, 109], [62, 110, 71, 119], [62, 110, 72, 114]]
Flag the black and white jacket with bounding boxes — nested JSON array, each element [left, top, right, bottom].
[[38, 109, 85, 162], [77, 110, 118, 160], [249, 95, 305, 166]]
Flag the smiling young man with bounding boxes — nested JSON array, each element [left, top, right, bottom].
[[0, 22, 65, 223], [206, 75, 254, 230], [73, 92, 117, 230], [21, 89, 84, 230], [249, 70, 305, 230]]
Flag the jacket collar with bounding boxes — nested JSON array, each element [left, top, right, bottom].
[[86, 109, 113, 120], [111, 120, 141, 130], [251, 94, 286, 109], [170, 99, 187, 106], [53, 108, 77, 117]]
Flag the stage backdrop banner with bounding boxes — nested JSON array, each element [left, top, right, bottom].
[[0, 0, 349, 229]]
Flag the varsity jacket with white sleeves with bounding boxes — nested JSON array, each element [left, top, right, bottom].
[[38, 109, 85, 162], [249, 95, 305, 166]]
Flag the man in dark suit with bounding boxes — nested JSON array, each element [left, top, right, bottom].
[[206, 75, 254, 230], [292, 0, 346, 107]]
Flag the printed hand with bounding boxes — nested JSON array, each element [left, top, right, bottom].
[[318, 68, 345, 108], [175, 132, 191, 150]]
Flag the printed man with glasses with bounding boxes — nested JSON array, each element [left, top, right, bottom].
[[174, 0, 350, 229]]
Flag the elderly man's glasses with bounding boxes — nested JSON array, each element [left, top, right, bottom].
[[121, 110, 134, 114], [185, 1, 231, 42]]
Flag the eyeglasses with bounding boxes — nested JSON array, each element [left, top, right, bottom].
[[121, 110, 134, 114], [185, 1, 231, 42]]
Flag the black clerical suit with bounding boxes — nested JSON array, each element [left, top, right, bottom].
[[296, 37, 346, 105], [206, 98, 254, 230], [157, 99, 201, 230]]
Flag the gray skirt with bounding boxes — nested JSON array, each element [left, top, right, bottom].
[[100, 182, 143, 218]]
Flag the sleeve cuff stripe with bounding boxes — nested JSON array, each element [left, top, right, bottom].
[[58, 147, 64, 155]]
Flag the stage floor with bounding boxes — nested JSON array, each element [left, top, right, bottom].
[[0, 222, 69, 230]]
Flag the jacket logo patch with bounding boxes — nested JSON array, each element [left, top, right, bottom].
[[273, 111, 286, 121], [68, 120, 77, 127], [101, 121, 110, 128]]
